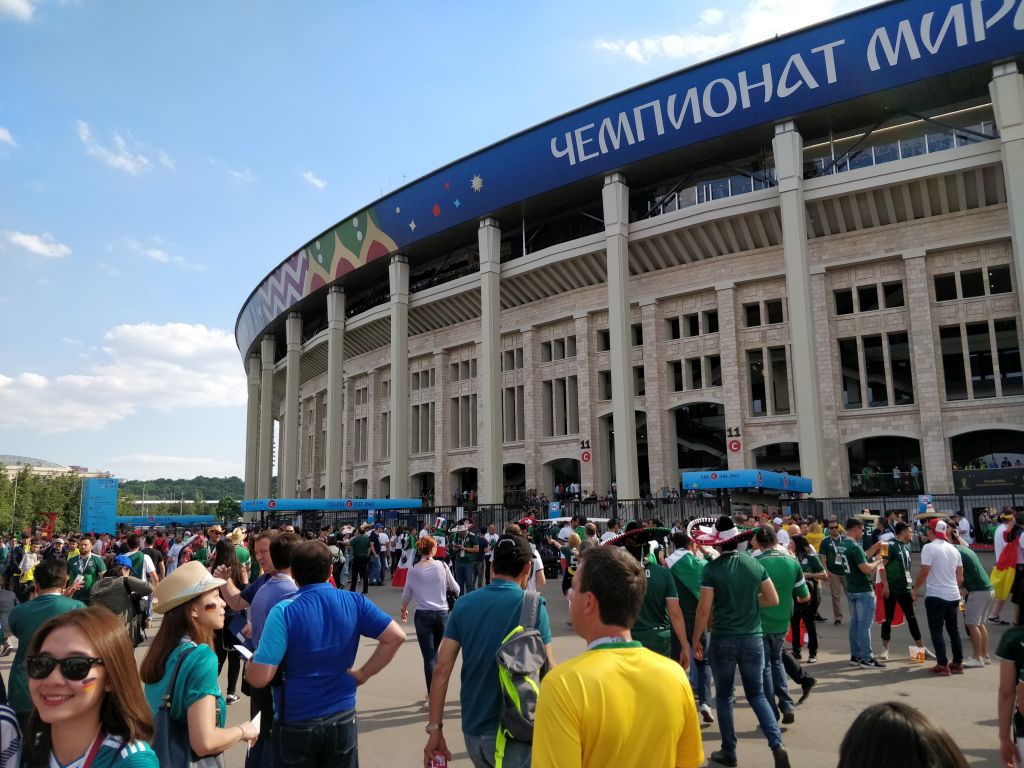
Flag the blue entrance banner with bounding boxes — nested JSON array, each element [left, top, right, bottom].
[[237, 0, 1024, 355], [80, 477, 120, 534], [682, 469, 813, 494], [240, 498, 424, 513]]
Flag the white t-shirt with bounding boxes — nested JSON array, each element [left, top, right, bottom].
[[920, 540, 963, 601], [995, 523, 1009, 561], [142, 553, 157, 580], [526, 544, 544, 592], [557, 527, 571, 543], [956, 517, 973, 545], [600, 530, 619, 543], [377, 532, 390, 552], [776, 528, 791, 548], [483, 533, 499, 561]]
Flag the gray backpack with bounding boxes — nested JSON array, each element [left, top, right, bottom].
[[494, 591, 549, 766]]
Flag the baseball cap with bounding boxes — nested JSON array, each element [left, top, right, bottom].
[[491, 534, 533, 567], [772, 517, 784, 526], [113, 555, 133, 568], [928, 519, 948, 539]]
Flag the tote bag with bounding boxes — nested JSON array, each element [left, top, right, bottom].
[[152, 644, 226, 768]]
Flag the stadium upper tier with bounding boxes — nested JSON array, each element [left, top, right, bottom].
[[234, 0, 1024, 359]]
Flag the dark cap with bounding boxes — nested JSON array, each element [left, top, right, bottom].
[[491, 534, 533, 567]]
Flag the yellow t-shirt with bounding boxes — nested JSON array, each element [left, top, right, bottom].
[[532, 642, 704, 768]]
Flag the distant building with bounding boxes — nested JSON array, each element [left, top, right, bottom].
[[0, 455, 110, 481]]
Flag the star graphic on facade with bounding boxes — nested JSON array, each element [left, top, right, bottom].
[[454, 198, 461, 208], [409, 220, 417, 232], [470, 174, 484, 192]]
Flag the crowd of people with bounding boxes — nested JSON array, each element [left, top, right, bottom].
[[0, 505, 1015, 766]]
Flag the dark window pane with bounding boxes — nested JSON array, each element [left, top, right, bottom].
[[634, 365, 645, 397], [900, 135, 926, 158], [670, 361, 684, 392], [863, 335, 889, 406], [770, 346, 790, 414], [848, 148, 873, 169], [730, 174, 753, 195], [873, 142, 899, 164], [858, 284, 879, 312], [745, 303, 761, 328], [597, 329, 610, 352], [704, 310, 719, 334], [834, 289, 854, 315], [927, 132, 954, 152], [966, 321, 995, 398], [748, 349, 766, 416], [667, 318, 680, 340], [961, 269, 985, 298], [765, 299, 784, 325], [707, 355, 722, 387], [688, 358, 703, 390], [934, 273, 957, 301], [631, 324, 644, 346], [883, 281, 905, 308], [989, 265, 1012, 294], [838, 338, 862, 409], [888, 332, 914, 405], [940, 326, 968, 400], [685, 314, 700, 337], [995, 318, 1023, 396]]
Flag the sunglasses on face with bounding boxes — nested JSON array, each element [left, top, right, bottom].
[[27, 654, 104, 681]]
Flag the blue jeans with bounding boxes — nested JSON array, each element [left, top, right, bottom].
[[455, 561, 475, 595], [673, 628, 711, 707], [368, 555, 381, 584], [762, 632, 794, 715], [464, 732, 531, 768], [273, 708, 357, 768], [847, 590, 875, 661], [708, 635, 783, 757], [414, 609, 448, 693]]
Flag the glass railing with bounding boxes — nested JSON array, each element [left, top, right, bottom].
[[640, 169, 777, 220], [849, 472, 924, 496]]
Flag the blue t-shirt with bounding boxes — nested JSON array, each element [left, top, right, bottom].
[[241, 573, 271, 606], [253, 583, 392, 722], [443, 580, 551, 737], [250, 574, 297, 645]]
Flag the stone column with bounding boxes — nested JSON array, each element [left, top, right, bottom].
[[521, 328, 541, 493], [715, 285, 746, 471], [243, 353, 261, 500], [324, 287, 346, 499], [257, 336, 275, 499], [639, 300, 669, 489], [602, 173, 639, 497], [573, 314, 596, 493], [903, 249, 953, 493], [281, 313, 302, 499], [389, 255, 410, 499], [990, 62, 1024, 308], [772, 122, 829, 496], [433, 350, 449, 505], [478, 218, 503, 505]]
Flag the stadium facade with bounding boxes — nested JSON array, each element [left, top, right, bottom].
[[236, 0, 1024, 505]]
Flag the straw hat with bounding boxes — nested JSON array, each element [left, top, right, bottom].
[[208, 525, 225, 535], [152, 561, 225, 614], [226, 527, 246, 545]]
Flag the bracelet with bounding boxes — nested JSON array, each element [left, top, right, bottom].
[[425, 723, 443, 733], [236, 724, 246, 740]]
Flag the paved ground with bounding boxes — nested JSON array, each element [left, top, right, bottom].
[[6, 553, 1002, 767]]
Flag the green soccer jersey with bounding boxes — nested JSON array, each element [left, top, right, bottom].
[[67, 553, 106, 600], [956, 544, 993, 592], [884, 540, 913, 594], [840, 539, 873, 593], [756, 550, 809, 635], [632, 561, 678, 656], [350, 534, 371, 558], [819, 535, 848, 575], [454, 533, 478, 564], [996, 626, 1024, 739], [701, 550, 769, 638]]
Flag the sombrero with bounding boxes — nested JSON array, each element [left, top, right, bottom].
[[686, 515, 757, 546], [517, 516, 537, 529], [603, 526, 672, 548]]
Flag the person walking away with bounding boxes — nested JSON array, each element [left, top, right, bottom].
[[790, 535, 825, 663], [838, 518, 884, 668], [751, 525, 809, 724], [532, 546, 704, 768], [349, 524, 373, 593], [245, 541, 405, 768], [668, 531, 714, 723], [913, 519, 964, 675], [88, 555, 153, 647], [400, 536, 459, 706], [691, 516, 790, 768], [423, 534, 555, 768], [819, 522, 846, 625], [23, 606, 157, 766], [950, 526, 993, 667], [8, 558, 86, 731], [878, 522, 929, 661], [141, 562, 258, 761]]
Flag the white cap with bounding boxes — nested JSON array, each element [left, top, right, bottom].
[[772, 517, 784, 526]]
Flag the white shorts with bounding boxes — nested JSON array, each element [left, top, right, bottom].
[[964, 589, 994, 626]]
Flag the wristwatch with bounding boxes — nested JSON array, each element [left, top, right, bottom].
[[425, 723, 443, 733]]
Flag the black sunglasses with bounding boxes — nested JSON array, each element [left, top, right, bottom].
[[27, 654, 104, 681]]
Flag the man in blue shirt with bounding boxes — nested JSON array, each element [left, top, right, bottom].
[[246, 540, 405, 768], [423, 533, 556, 768]]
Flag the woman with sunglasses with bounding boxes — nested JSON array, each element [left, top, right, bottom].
[[23, 605, 156, 767], [140, 562, 258, 760]]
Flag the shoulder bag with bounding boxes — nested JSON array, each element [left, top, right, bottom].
[[152, 644, 226, 768]]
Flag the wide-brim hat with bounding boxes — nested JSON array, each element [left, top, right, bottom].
[[207, 525, 225, 534], [359, 523, 372, 532], [153, 561, 225, 614], [227, 527, 246, 544], [517, 517, 537, 528], [451, 524, 469, 533], [685, 516, 756, 546], [915, 510, 950, 520], [603, 526, 672, 548], [339, 525, 355, 535]]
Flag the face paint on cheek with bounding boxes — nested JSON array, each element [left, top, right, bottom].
[[80, 678, 99, 691]]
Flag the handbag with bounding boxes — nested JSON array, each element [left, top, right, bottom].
[[152, 643, 227, 768], [443, 562, 459, 611]]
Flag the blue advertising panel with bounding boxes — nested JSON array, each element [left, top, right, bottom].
[[682, 469, 813, 494], [237, 0, 1024, 355], [116, 515, 217, 528], [240, 498, 424, 513], [80, 477, 120, 534]]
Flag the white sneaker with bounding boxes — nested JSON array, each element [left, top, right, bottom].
[[878, 647, 889, 661], [924, 647, 936, 660], [699, 703, 715, 723], [984, 655, 993, 665], [962, 657, 984, 668]]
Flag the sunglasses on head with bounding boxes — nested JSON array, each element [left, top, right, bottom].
[[27, 653, 103, 681]]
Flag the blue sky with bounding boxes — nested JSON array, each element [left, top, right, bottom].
[[0, 0, 875, 481]]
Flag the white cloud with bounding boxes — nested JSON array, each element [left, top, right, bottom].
[[208, 158, 254, 183], [0, 322, 246, 434], [108, 453, 239, 480], [0, 127, 16, 147], [302, 170, 326, 190], [3, 230, 72, 258], [158, 150, 176, 171], [595, 0, 877, 64], [75, 120, 153, 176], [125, 237, 204, 271], [0, 0, 37, 21]]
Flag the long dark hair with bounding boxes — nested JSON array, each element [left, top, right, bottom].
[[24, 606, 154, 767], [210, 538, 244, 588], [837, 702, 968, 768], [139, 592, 216, 684], [793, 535, 814, 560]]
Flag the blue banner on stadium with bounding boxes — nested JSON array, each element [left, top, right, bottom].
[[241, 498, 424, 513], [80, 477, 120, 534], [682, 469, 812, 494]]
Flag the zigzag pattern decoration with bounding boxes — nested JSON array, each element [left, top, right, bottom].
[[258, 252, 309, 317]]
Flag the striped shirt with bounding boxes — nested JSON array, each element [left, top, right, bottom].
[[48, 734, 157, 768]]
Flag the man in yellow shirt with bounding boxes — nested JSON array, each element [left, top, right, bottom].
[[532, 545, 704, 768]]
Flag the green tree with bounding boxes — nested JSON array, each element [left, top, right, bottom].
[[216, 496, 241, 519], [118, 492, 139, 517]]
